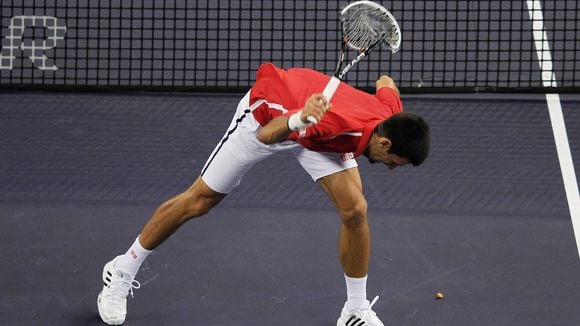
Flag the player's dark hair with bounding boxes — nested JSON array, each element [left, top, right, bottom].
[[374, 112, 430, 166]]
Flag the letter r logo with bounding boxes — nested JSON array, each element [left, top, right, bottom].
[[0, 16, 67, 70]]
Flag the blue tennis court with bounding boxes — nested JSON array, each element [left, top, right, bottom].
[[1, 92, 579, 325], [1, 1, 579, 325]]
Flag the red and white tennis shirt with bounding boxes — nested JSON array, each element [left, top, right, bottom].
[[250, 63, 402, 157]]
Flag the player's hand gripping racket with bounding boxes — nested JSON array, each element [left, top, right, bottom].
[[307, 0, 401, 124]]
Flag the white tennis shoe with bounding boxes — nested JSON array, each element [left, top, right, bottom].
[[337, 296, 385, 326], [97, 256, 141, 325]]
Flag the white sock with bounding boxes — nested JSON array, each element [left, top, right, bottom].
[[115, 235, 152, 276], [345, 274, 368, 310]]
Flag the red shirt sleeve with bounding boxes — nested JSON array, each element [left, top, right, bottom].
[[375, 87, 403, 115]]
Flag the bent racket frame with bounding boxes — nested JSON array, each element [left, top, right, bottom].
[[321, 1, 402, 104]]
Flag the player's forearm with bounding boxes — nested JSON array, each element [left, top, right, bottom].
[[256, 94, 329, 145], [256, 116, 293, 145]]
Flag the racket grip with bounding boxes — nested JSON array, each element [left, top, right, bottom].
[[306, 77, 341, 124], [322, 76, 341, 101]]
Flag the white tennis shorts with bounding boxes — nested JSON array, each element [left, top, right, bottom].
[[200, 91, 358, 194]]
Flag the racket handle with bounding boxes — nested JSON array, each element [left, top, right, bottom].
[[307, 77, 341, 124], [322, 76, 341, 101]]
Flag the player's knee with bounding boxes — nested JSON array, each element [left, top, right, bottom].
[[184, 200, 211, 219], [175, 179, 226, 222], [339, 199, 368, 229], [179, 191, 215, 221]]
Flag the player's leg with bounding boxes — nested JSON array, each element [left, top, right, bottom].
[[319, 169, 384, 326], [97, 137, 238, 324], [318, 167, 369, 279], [292, 149, 384, 326], [97, 178, 225, 325], [97, 91, 292, 325], [138, 177, 226, 250]]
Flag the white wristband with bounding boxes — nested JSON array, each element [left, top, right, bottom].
[[287, 111, 309, 131]]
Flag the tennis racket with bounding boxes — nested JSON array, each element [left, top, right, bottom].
[[307, 0, 401, 124]]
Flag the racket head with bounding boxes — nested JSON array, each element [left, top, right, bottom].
[[340, 1, 402, 53]]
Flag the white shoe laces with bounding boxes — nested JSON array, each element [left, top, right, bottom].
[[355, 296, 381, 323], [369, 296, 379, 308], [105, 273, 141, 305]]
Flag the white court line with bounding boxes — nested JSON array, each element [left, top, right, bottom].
[[526, 0, 580, 259]]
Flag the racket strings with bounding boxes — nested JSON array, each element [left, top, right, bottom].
[[342, 6, 400, 51]]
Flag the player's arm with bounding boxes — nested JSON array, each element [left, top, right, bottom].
[[376, 75, 400, 97], [256, 94, 331, 145]]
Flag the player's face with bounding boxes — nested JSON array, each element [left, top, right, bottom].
[[365, 136, 410, 170], [369, 151, 410, 170]]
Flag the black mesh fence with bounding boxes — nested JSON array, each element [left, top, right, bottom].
[[0, 0, 578, 92]]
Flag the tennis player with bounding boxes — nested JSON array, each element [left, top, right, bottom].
[[97, 62, 430, 326]]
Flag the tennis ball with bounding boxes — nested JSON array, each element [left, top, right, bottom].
[[436, 292, 444, 299]]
